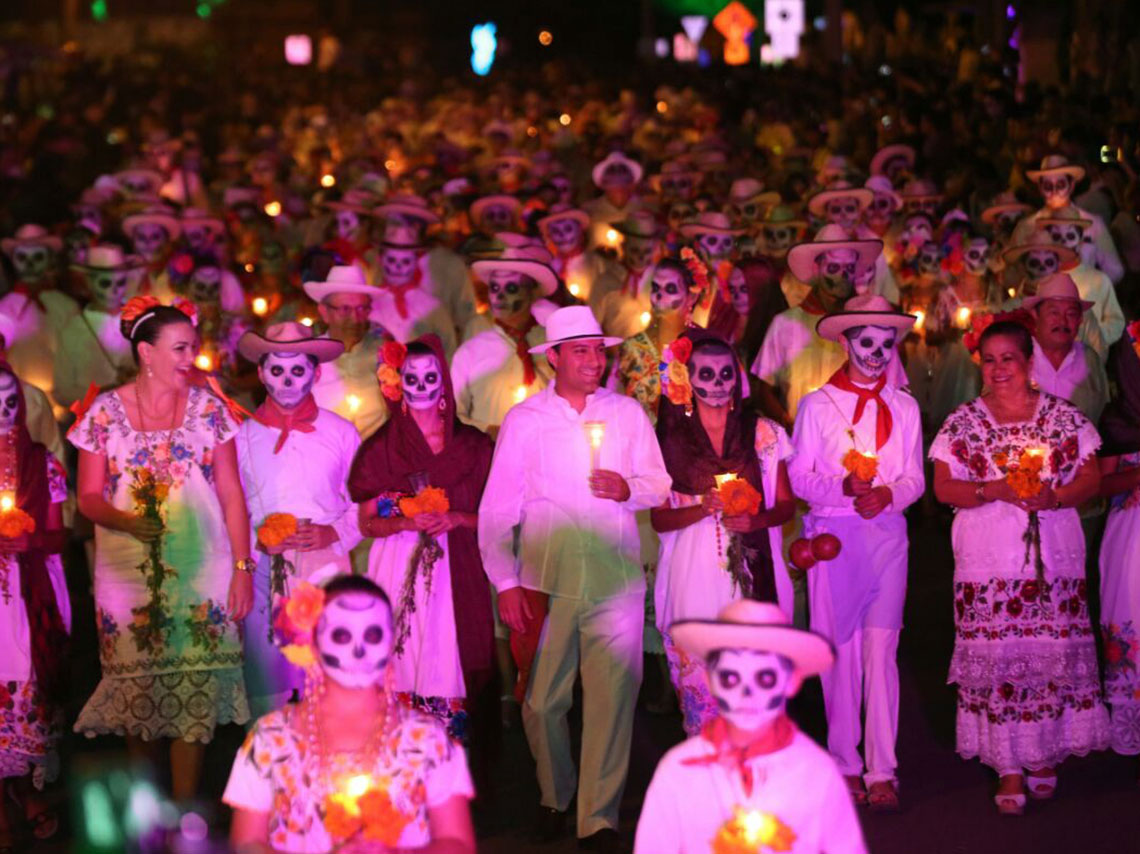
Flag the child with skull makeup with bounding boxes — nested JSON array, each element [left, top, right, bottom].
[[226, 575, 477, 854], [787, 296, 924, 811], [650, 331, 796, 736], [634, 601, 866, 854]]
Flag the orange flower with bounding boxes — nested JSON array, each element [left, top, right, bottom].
[[992, 451, 1009, 470], [322, 793, 362, 840], [358, 788, 410, 846], [258, 512, 298, 548], [842, 448, 879, 482], [1006, 449, 1046, 499], [711, 809, 797, 854], [376, 364, 403, 401], [0, 507, 35, 539], [719, 478, 762, 516], [398, 486, 450, 517], [284, 581, 326, 633], [280, 643, 316, 668], [121, 295, 162, 324]]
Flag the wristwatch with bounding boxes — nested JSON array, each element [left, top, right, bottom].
[[234, 558, 256, 575]]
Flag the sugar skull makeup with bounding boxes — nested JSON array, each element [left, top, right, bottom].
[[1044, 223, 1084, 253], [867, 194, 896, 221], [622, 235, 656, 271], [901, 216, 933, 245], [844, 324, 898, 378], [1038, 175, 1072, 209], [131, 223, 170, 263], [335, 210, 364, 241], [825, 197, 862, 229], [260, 352, 318, 409], [189, 266, 222, 305], [89, 269, 130, 313], [708, 649, 793, 731], [668, 203, 696, 232], [183, 224, 216, 252], [479, 203, 515, 232], [487, 270, 533, 319], [315, 591, 393, 688], [1023, 249, 1060, 280], [698, 232, 736, 260], [917, 241, 942, 275], [761, 225, 796, 255], [11, 245, 53, 282], [0, 372, 18, 433], [544, 217, 583, 253], [727, 266, 750, 315], [689, 347, 737, 407], [964, 238, 990, 276], [649, 266, 687, 314], [382, 248, 418, 285], [400, 352, 444, 410], [815, 248, 858, 300]]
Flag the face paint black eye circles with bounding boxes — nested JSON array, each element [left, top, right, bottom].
[[363, 625, 384, 644], [717, 670, 740, 689], [757, 669, 778, 689], [290, 366, 307, 377], [331, 627, 352, 644], [424, 373, 439, 384], [270, 366, 284, 376], [697, 367, 715, 381]]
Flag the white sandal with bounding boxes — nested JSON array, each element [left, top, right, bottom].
[[1026, 770, 1057, 800], [994, 792, 1026, 816]]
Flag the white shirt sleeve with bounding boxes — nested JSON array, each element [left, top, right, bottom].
[[477, 408, 529, 592], [328, 426, 364, 555], [788, 400, 849, 509], [633, 762, 684, 854], [880, 397, 926, 511], [221, 731, 274, 814], [623, 403, 673, 511]]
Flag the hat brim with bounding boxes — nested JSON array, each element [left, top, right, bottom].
[[870, 145, 916, 176], [730, 191, 782, 208], [374, 203, 441, 225], [470, 197, 523, 220], [980, 204, 1032, 225], [303, 280, 381, 303], [1001, 243, 1079, 269], [1021, 293, 1094, 312], [786, 238, 882, 283], [1037, 216, 1094, 230], [816, 310, 917, 342], [237, 331, 344, 364], [180, 218, 226, 233], [807, 188, 874, 218], [612, 222, 663, 239], [669, 620, 836, 677], [471, 258, 559, 297], [70, 255, 145, 273], [592, 158, 644, 188], [122, 213, 182, 239], [1026, 166, 1086, 183], [1, 236, 63, 255], [529, 332, 623, 354], [538, 211, 591, 231], [679, 223, 745, 238]]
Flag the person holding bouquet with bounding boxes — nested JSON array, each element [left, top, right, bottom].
[[71, 296, 254, 800], [930, 317, 1108, 815], [650, 329, 794, 735], [234, 322, 362, 717], [347, 335, 494, 743]]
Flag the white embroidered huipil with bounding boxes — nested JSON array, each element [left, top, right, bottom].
[[1031, 340, 1108, 423], [450, 323, 552, 432], [310, 332, 388, 438], [751, 307, 846, 419], [478, 383, 671, 601]]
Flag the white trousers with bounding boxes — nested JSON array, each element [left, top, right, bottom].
[[810, 561, 901, 784], [523, 591, 644, 838]]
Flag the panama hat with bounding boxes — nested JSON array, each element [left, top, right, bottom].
[[807, 182, 874, 218], [537, 204, 591, 233], [380, 223, 428, 251], [816, 293, 917, 342], [1020, 272, 1094, 312], [592, 152, 643, 188], [472, 247, 560, 297], [238, 321, 344, 363], [1, 224, 62, 255], [373, 193, 441, 225], [469, 194, 522, 223], [1026, 154, 1086, 184], [180, 207, 226, 236], [1036, 204, 1094, 231], [980, 191, 1033, 225], [679, 211, 745, 238], [303, 264, 382, 303], [528, 305, 622, 353], [786, 224, 882, 283], [113, 167, 164, 196], [869, 144, 915, 177], [122, 206, 182, 239], [1001, 229, 1079, 269], [70, 244, 144, 273], [671, 600, 835, 678]]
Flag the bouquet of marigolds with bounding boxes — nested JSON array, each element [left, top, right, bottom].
[[842, 448, 879, 482], [719, 478, 763, 516], [714, 477, 763, 597], [0, 504, 35, 539], [272, 580, 325, 669], [258, 512, 299, 640], [394, 485, 451, 655], [712, 808, 796, 854], [323, 777, 411, 848], [995, 448, 1049, 583]]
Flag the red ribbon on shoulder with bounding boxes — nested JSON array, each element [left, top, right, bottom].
[[66, 382, 100, 437]]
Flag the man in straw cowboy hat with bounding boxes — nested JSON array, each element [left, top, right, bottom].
[[303, 265, 389, 437], [234, 321, 362, 716], [53, 245, 144, 409], [583, 151, 644, 250], [788, 294, 924, 812], [479, 306, 670, 849], [1023, 272, 1109, 423], [751, 224, 883, 429], [1011, 154, 1125, 284], [537, 203, 607, 305], [808, 181, 900, 304], [594, 210, 664, 339], [370, 223, 459, 356], [451, 247, 558, 434], [635, 600, 866, 854]]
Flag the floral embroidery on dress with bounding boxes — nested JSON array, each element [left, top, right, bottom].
[[97, 608, 120, 661], [616, 333, 662, 421], [1102, 621, 1139, 700], [185, 600, 230, 653]]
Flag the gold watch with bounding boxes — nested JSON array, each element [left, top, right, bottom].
[[234, 558, 256, 575]]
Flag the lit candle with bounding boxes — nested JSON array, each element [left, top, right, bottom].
[[346, 394, 362, 414], [244, 263, 255, 273], [567, 282, 581, 297], [656, 100, 668, 114], [640, 310, 651, 328], [605, 228, 620, 247], [264, 200, 282, 217], [0, 493, 14, 513], [1007, 287, 1017, 299], [1026, 445, 1050, 478], [344, 774, 372, 801], [514, 385, 527, 403], [714, 473, 737, 490], [739, 810, 778, 845], [584, 421, 606, 470], [194, 353, 213, 372], [251, 297, 269, 316], [956, 305, 972, 328], [299, 316, 314, 327], [559, 113, 571, 126], [320, 173, 336, 188], [913, 309, 925, 332]]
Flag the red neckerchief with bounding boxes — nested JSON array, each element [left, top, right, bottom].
[[622, 265, 647, 297], [379, 267, 423, 319], [254, 394, 319, 453], [551, 246, 584, 276], [12, 281, 47, 313], [826, 365, 892, 450], [494, 318, 537, 386], [799, 290, 828, 316], [681, 715, 797, 797]]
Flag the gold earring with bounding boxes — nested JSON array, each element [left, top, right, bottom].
[[438, 395, 446, 412]]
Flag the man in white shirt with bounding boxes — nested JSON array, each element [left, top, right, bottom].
[[304, 265, 389, 438], [635, 600, 865, 854], [235, 322, 362, 716], [479, 306, 671, 849], [538, 205, 609, 305], [452, 248, 558, 435], [369, 224, 458, 356], [1024, 273, 1109, 423], [788, 295, 924, 812], [582, 152, 644, 250]]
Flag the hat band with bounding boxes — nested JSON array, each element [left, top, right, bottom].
[[546, 332, 608, 346]]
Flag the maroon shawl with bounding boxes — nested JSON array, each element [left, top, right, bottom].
[[347, 335, 495, 695]]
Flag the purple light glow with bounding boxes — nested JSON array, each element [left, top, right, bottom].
[[1006, 5, 1016, 19]]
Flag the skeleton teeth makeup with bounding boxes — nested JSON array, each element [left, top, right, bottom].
[[815, 248, 858, 301], [382, 248, 418, 285], [1023, 249, 1060, 280], [689, 348, 737, 407], [825, 198, 861, 229], [963, 238, 990, 276], [545, 218, 583, 252], [0, 373, 18, 433], [917, 241, 942, 275], [90, 271, 129, 313], [12, 245, 52, 282], [708, 649, 793, 731], [1044, 224, 1084, 253], [260, 352, 318, 409], [1039, 175, 1072, 209], [131, 223, 171, 263], [400, 353, 444, 410], [649, 267, 687, 314], [335, 210, 363, 241], [189, 266, 222, 304], [487, 270, 531, 319], [727, 267, 750, 315], [315, 591, 393, 688], [844, 324, 898, 379], [698, 232, 735, 260]]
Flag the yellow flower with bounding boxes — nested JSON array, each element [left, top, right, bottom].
[[281, 644, 316, 668]]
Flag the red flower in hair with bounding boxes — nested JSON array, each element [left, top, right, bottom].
[[381, 340, 407, 368], [171, 298, 199, 326], [668, 337, 693, 365], [679, 247, 710, 294], [170, 252, 195, 276], [121, 295, 161, 324]]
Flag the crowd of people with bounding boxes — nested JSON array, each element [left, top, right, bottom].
[[0, 27, 1139, 854]]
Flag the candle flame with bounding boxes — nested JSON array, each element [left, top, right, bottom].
[[640, 310, 652, 328], [346, 394, 362, 413], [568, 282, 581, 297], [559, 113, 571, 126], [605, 228, 619, 246], [1008, 287, 1017, 298], [264, 200, 282, 217], [714, 473, 736, 489], [956, 306, 972, 327], [0, 494, 14, 513], [740, 810, 777, 845], [585, 421, 606, 448], [344, 774, 372, 800], [320, 173, 336, 188], [913, 309, 925, 330], [251, 297, 269, 316], [299, 316, 314, 327], [514, 385, 527, 403], [194, 354, 213, 372]]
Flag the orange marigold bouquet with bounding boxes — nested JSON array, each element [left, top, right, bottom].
[[395, 485, 450, 656], [0, 506, 35, 539], [398, 486, 450, 517], [323, 782, 410, 847], [712, 808, 797, 854], [842, 448, 879, 482], [1005, 449, 1046, 498], [257, 512, 298, 548], [719, 478, 762, 516]]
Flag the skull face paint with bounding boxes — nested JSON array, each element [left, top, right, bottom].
[[622, 235, 656, 271], [183, 224, 215, 252], [400, 353, 444, 410], [487, 270, 533, 320], [479, 204, 515, 233], [825, 197, 861, 230], [698, 232, 735, 261], [131, 223, 171, 263], [89, 270, 130, 313], [649, 266, 687, 314], [1038, 175, 1072, 210], [1044, 223, 1084, 253], [668, 204, 696, 232], [708, 649, 793, 731], [963, 238, 990, 276], [0, 372, 18, 433], [259, 352, 318, 409], [382, 248, 418, 285], [901, 216, 933, 246], [689, 347, 737, 407], [761, 226, 795, 255], [315, 591, 393, 688], [814, 248, 858, 301], [727, 266, 751, 315], [12, 246, 52, 283], [545, 218, 583, 254], [844, 324, 898, 378], [335, 211, 363, 241], [189, 266, 222, 304], [1024, 249, 1060, 281], [917, 241, 942, 275]]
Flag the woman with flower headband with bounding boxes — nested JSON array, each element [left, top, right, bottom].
[[226, 575, 476, 854], [650, 328, 795, 736], [347, 335, 494, 744], [930, 318, 1108, 815], [0, 364, 69, 848], [70, 295, 254, 800]]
